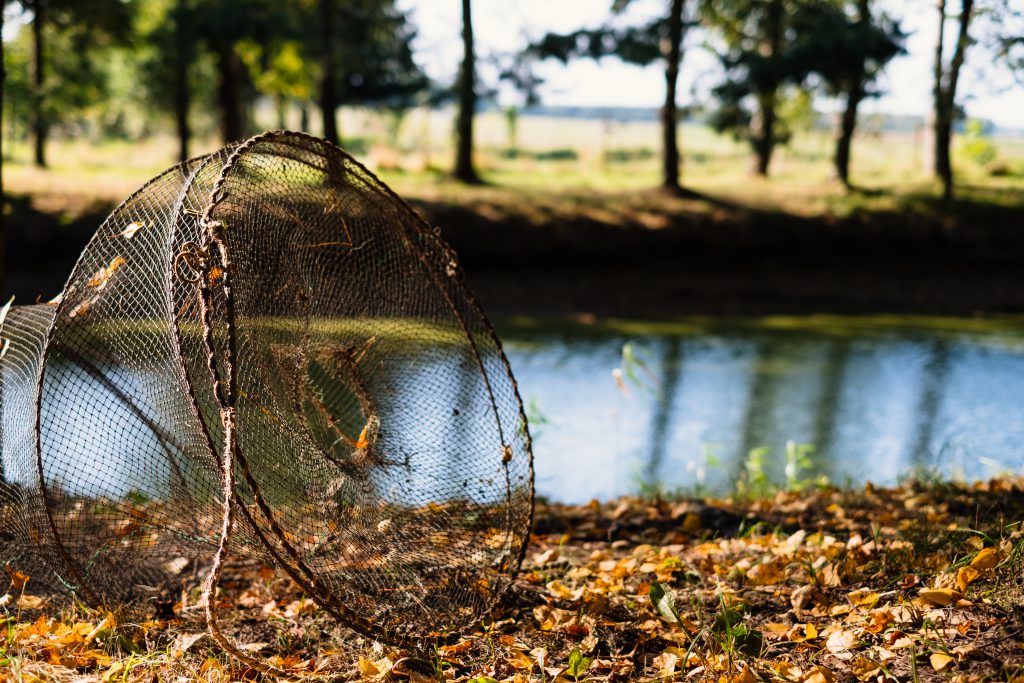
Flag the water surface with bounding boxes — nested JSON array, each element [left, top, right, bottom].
[[499, 315, 1024, 503]]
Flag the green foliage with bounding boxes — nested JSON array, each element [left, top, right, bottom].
[[784, 440, 817, 491], [314, 0, 428, 109], [739, 446, 772, 498], [711, 597, 764, 658], [566, 647, 592, 681], [649, 582, 683, 625], [705, 0, 904, 152], [524, 397, 551, 440], [4, 0, 134, 138], [959, 119, 999, 167]]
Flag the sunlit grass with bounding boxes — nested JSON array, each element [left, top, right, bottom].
[[4, 116, 1022, 226]]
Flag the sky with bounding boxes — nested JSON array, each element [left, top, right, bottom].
[[397, 0, 1024, 130]]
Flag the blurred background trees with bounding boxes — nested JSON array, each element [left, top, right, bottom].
[[0, 0, 1019, 198], [529, 0, 693, 194]]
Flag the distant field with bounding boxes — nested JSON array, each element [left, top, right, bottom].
[[4, 108, 1023, 223]]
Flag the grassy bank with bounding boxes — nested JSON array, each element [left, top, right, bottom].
[[4, 132, 1024, 316], [2, 477, 1023, 681]]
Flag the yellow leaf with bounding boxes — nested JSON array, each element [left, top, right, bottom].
[[357, 657, 381, 677], [848, 589, 880, 608], [681, 512, 701, 534], [956, 565, 981, 593], [730, 665, 758, 683], [87, 255, 127, 289], [919, 588, 961, 607], [746, 559, 786, 586], [851, 657, 881, 682], [773, 661, 802, 680], [930, 652, 955, 672], [803, 665, 836, 683], [547, 580, 574, 600], [102, 662, 124, 682], [970, 547, 1001, 570]]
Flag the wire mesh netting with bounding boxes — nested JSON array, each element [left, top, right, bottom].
[[0, 131, 534, 650]]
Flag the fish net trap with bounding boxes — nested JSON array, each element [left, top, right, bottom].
[[0, 131, 534, 650]]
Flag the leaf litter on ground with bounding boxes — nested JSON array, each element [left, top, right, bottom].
[[3, 476, 1024, 681]]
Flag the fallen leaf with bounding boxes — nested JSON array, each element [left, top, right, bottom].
[[439, 640, 473, 658], [851, 656, 881, 681], [16, 594, 46, 610], [652, 650, 678, 675], [970, 547, 1001, 570], [5, 566, 29, 591], [919, 587, 962, 607], [803, 664, 836, 683], [118, 221, 145, 239], [930, 652, 955, 672], [649, 582, 682, 625], [357, 656, 392, 678], [956, 565, 981, 592], [506, 649, 533, 671], [825, 629, 857, 653], [848, 589, 880, 608]]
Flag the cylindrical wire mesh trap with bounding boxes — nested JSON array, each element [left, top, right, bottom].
[[0, 132, 534, 651]]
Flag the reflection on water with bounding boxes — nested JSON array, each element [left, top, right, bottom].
[[12, 315, 1024, 505], [500, 316, 1024, 503]]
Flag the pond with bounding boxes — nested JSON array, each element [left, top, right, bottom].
[[499, 315, 1024, 503], [8, 313, 1024, 506]]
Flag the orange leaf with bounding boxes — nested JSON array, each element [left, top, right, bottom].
[[970, 547, 1001, 570], [956, 565, 981, 593], [919, 588, 961, 607], [439, 639, 473, 658], [5, 566, 29, 591]]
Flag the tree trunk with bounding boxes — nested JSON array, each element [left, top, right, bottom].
[[216, 43, 243, 144], [172, 0, 191, 162], [299, 102, 310, 132], [661, 0, 686, 193], [31, 0, 46, 168], [751, 0, 783, 177], [275, 95, 287, 130], [933, 0, 974, 200], [453, 0, 480, 183], [319, 0, 339, 146], [932, 0, 950, 194], [752, 96, 777, 176], [834, 0, 870, 187]]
